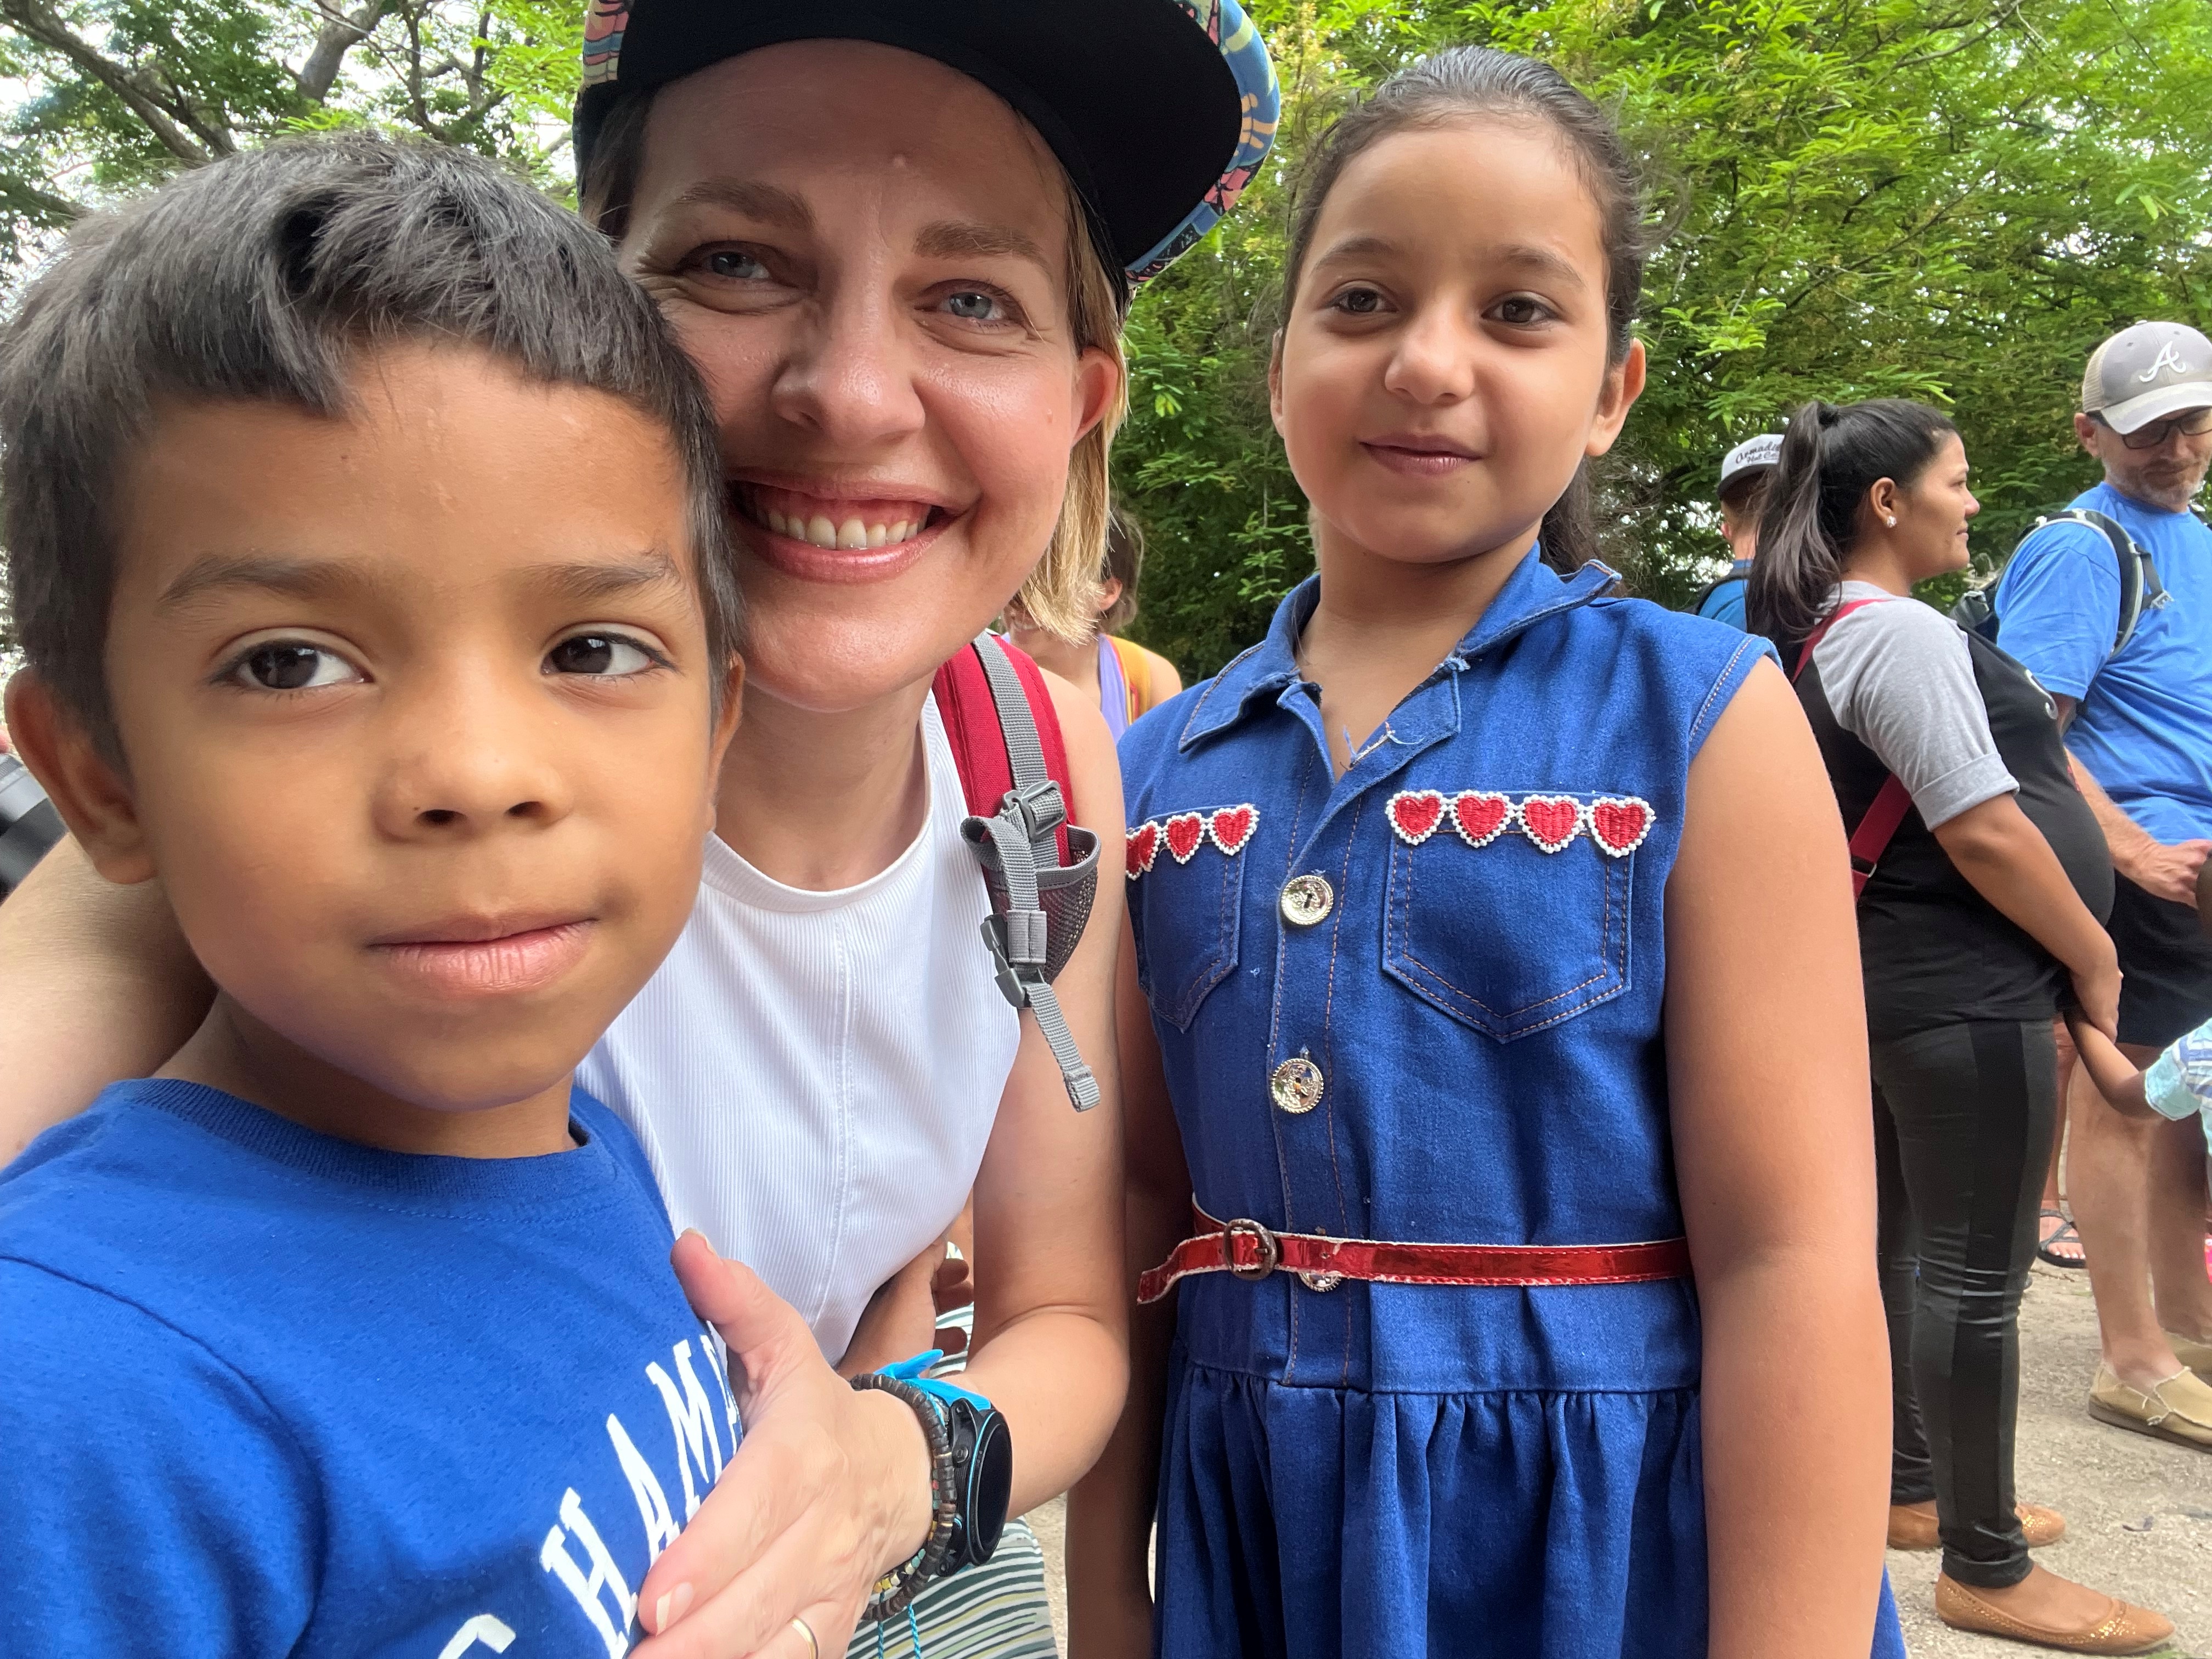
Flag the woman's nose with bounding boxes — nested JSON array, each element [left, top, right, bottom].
[[769, 282, 928, 448]]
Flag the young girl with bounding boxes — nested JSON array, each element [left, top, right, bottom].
[[1068, 49, 1904, 1658], [1007, 507, 1184, 738]]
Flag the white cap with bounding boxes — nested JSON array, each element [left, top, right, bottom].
[[2082, 321, 2212, 434], [1719, 433, 1784, 494]]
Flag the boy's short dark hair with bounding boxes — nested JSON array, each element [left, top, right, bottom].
[[0, 134, 737, 757]]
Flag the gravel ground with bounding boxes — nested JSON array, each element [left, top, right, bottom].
[[1024, 1260, 2211, 1656]]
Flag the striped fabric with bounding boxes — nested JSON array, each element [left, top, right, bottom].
[[845, 1303, 1058, 1659]]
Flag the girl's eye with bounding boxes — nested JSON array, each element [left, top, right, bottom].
[[701, 249, 769, 282], [229, 643, 360, 692], [1331, 286, 1386, 315], [546, 633, 661, 678], [943, 290, 1005, 323], [1492, 295, 1556, 327]]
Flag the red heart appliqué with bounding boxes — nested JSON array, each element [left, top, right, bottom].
[[1388, 789, 1447, 845], [1209, 804, 1259, 856], [1519, 795, 1583, 853], [1589, 796, 1655, 858], [1125, 821, 1160, 879], [1451, 791, 1512, 848], [1163, 812, 1207, 864]]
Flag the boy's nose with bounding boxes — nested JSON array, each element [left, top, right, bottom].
[[376, 690, 575, 839]]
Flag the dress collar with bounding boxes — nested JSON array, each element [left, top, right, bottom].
[[1177, 550, 1618, 752]]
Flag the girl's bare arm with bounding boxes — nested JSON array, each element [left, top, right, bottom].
[[0, 836, 212, 1160], [1664, 659, 1891, 1659]]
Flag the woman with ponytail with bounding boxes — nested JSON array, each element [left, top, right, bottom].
[[1756, 399, 2171, 1652]]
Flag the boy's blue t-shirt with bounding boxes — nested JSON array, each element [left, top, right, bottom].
[[0, 1079, 738, 1658], [1991, 480, 2212, 844], [1694, 560, 1754, 631]]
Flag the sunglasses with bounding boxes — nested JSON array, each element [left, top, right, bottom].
[[2094, 407, 2212, 450]]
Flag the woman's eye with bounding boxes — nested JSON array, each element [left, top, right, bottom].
[[943, 290, 1005, 323], [701, 249, 768, 282], [1492, 295, 1555, 327], [1332, 286, 1385, 315], [228, 643, 359, 692], [546, 634, 660, 678]]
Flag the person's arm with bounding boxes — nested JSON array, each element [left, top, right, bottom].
[[1665, 660, 1891, 1659], [2064, 1011, 2155, 1118], [1064, 923, 1191, 1659], [630, 672, 1130, 1659], [2054, 695, 2212, 906], [0, 834, 212, 1160], [1930, 794, 2121, 1037]]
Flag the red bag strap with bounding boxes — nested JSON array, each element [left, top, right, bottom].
[[1792, 596, 1915, 898], [929, 636, 1073, 863]]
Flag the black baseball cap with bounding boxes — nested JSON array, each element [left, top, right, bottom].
[[572, 0, 1280, 289]]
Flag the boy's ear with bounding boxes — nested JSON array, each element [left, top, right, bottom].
[[1585, 338, 1647, 459], [2, 672, 155, 885], [704, 653, 744, 828]]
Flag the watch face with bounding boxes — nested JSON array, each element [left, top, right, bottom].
[[962, 1406, 1014, 1566]]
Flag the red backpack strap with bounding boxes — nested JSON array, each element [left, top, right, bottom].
[[930, 638, 1071, 863], [1791, 595, 1915, 896]]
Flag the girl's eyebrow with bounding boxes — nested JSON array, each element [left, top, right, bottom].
[[1311, 235, 1588, 292]]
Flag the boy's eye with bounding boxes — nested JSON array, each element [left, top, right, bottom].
[[546, 633, 661, 677], [230, 643, 360, 692]]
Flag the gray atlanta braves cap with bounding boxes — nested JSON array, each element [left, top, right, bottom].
[[1718, 432, 1784, 494], [2082, 321, 2212, 433]]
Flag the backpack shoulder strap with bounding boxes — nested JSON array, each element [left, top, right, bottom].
[[1790, 595, 1914, 897], [931, 634, 1100, 1111], [2020, 510, 2157, 655]]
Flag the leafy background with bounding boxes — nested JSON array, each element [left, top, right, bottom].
[[0, 0, 2208, 680]]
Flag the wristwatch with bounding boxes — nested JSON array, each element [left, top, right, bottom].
[[851, 1353, 1013, 1617]]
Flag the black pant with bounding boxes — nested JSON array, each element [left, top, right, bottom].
[[1871, 1018, 2056, 1589]]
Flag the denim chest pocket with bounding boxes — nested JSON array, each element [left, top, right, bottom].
[[1126, 805, 1256, 1031], [1380, 788, 1647, 1040]]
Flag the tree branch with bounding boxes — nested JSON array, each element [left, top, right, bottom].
[[296, 0, 396, 103], [0, 0, 216, 163]]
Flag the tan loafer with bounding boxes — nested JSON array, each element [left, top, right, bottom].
[[1887, 1502, 2066, 1550], [1936, 1575, 2174, 1655], [2166, 1328, 2212, 1384], [2087, 1362, 2212, 1450]]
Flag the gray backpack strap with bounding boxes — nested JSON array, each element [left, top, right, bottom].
[[960, 634, 1102, 1111]]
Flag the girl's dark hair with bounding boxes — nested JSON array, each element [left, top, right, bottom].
[[1745, 398, 1958, 642], [1100, 505, 1144, 634], [1281, 47, 1651, 572], [0, 133, 736, 759]]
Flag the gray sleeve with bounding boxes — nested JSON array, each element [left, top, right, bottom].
[[1815, 600, 2017, 828]]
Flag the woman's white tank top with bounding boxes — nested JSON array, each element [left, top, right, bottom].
[[577, 695, 1020, 1363]]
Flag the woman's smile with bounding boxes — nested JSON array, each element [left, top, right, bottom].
[[730, 480, 961, 584]]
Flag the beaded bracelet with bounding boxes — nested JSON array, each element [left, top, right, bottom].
[[850, 1370, 960, 1621]]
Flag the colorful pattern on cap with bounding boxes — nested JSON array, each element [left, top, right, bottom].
[[1126, 0, 1279, 285], [574, 0, 1279, 285]]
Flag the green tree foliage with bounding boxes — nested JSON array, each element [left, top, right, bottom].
[[1, 0, 2208, 679]]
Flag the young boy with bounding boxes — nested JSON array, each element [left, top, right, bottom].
[[0, 137, 746, 1655]]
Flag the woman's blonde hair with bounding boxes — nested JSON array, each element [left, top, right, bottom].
[[582, 89, 1127, 644]]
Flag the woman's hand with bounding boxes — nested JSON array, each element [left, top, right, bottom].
[[635, 1232, 932, 1659], [2069, 941, 2123, 1044]]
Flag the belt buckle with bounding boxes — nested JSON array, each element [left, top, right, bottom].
[[1222, 1217, 1279, 1281]]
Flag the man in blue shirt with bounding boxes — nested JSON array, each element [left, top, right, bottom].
[[1694, 432, 1783, 630], [1991, 320, 2212, 1453]]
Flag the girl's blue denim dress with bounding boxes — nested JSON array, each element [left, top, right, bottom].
[[1121, 553, 1905, 1659]]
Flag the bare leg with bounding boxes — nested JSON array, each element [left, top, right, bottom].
[[2039, 1021, 2082, 1263], [2148, 1114, 2212, 1343], [2066, 1047, 2184, 1390]]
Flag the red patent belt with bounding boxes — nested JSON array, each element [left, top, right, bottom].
[[1137, 1202, 1694, 1305]]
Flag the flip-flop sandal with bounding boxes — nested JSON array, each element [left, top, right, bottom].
[[2037, 1208, 2088, 1270]]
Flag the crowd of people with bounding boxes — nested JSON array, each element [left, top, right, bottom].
[[0, 4, 2202, 1659]]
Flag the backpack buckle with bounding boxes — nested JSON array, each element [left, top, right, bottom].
[[1002, 779, 1066, 843], [978, 915, 1046, 1008]]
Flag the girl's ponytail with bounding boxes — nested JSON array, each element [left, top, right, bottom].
[[1539, 462, 1598, 573], [1745, 397, 1957, 644]]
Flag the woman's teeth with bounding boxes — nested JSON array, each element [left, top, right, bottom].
[[759, 506, 919, 550]]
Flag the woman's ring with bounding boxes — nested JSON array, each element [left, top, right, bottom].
[[789, 1616, 820, 1659]]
